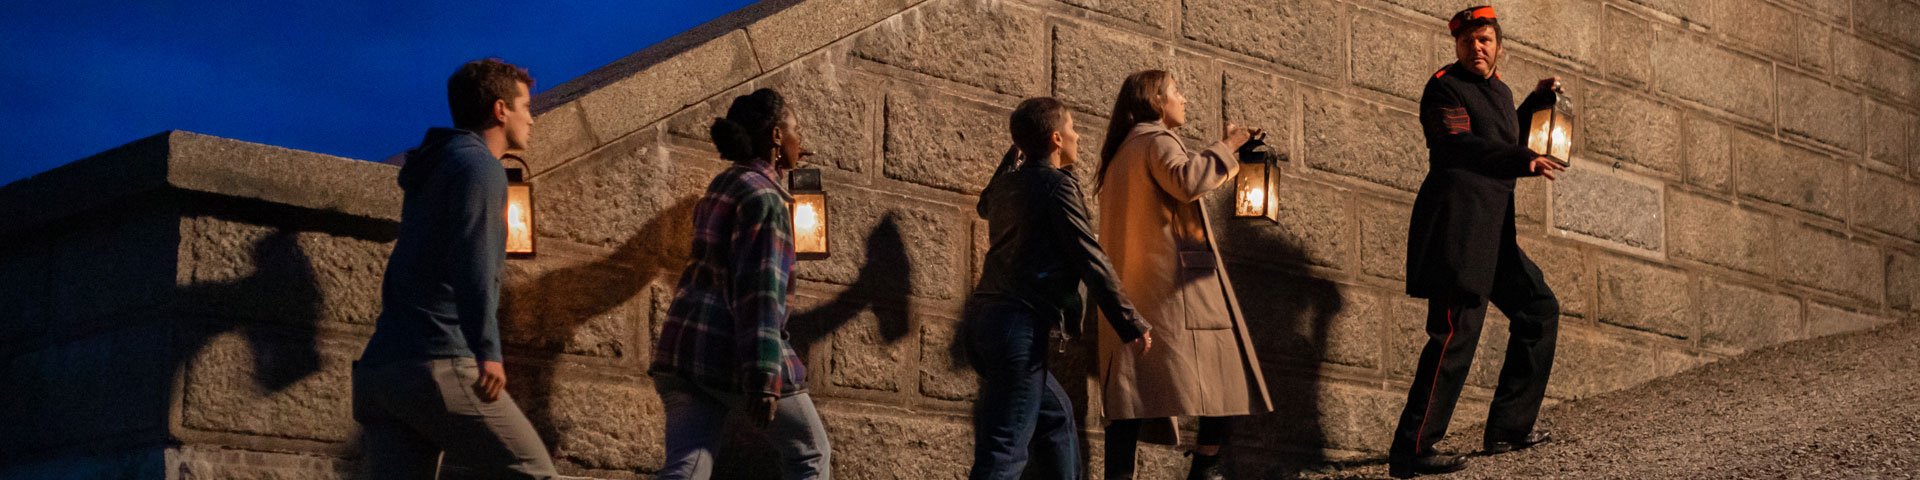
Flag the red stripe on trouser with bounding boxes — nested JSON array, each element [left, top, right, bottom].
[[1414, 307, 1455, 453]]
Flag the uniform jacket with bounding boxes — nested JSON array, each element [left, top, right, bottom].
[[1096, 122, 1273, 444], [1406, 63, 1552, 300]]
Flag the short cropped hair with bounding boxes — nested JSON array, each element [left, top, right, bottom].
[[447, 58, 534, 131], [1009, 97, 1070, 160]]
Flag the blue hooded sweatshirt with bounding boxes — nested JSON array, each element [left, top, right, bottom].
[[359, 128, 506, 366]]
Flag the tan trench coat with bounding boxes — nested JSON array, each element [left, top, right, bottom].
[[1095, 122, 1273, 444]]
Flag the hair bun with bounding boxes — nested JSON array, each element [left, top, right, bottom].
[[709, 117, 755, 161]]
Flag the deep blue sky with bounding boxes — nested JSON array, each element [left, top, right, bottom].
[[0, 1, 757, 186]]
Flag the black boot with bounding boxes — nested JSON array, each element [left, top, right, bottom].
[[1388, 453, 1467, 478], [1185, 451, 1224, 480], [1483, 430, 1552, 454]]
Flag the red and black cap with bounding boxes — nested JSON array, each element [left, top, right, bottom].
[[1447, 5, 1498, 37]]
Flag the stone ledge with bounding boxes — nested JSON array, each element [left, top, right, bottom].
[[0, 131, 399, 238]]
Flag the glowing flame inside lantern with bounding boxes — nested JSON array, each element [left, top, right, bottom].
[[505, 185, 533, 254], [792, 195, 828, 256], [1238, 186, 1265, 217]]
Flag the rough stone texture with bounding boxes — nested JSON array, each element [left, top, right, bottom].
[[1552, 167, 1664, 252], [1777, 71, 1861, 152], [1517, 236, 1591, 319], [918, 320, 976, 401], [881, 92, 1005, 194], [1352, 9, 1437, 101], [1489, 0, 1601, 64], [1051, 22, 1222, 142], [830, 309, 916, 392], [536, 130, 728, 252], [1696, 278, 1803, 353], [1864, 100, 1918, 171], [1668, 192, 1780, 276], [575, 30, 762, 142], [1601, 7, 1655, 87], [1214, 180, 1351, 269], [176, 447, 351, 480], [746, 0, 916, 68], [1625, 0, 1714, 24], [1682, 115, 1731, 191], [1889, 252, 1917, 311], [1359, 200, 1412, 281], [537, 378, 663, 472], [521, 104, 597, 177], [1733, 130, 1851, 222], [180, 331, 355, 443], [1515, 174, 1549, 225], [1223, 67, 1297, 156], [1855, 0, 1920, 54], [1716, 0, 1830, 70], [1596, 254, 1692, 338], [758, 53, 883, 175], [1855, 170, 1920, 242], [852, 0, 1047, 97], [499, 250, 644, 360], [1653, 31, 1775, 124], [1806, 302, 1894, 337], [1182, 0, 1343, 77], [1304, 94, 1425, 192], [1779, 223, 1885, 302], [1834, 33, 1920, 102], [1061, 0, 1178, 30], [1586, 87, 1680, 175], [177, 216, 389, 327], [1547, 328, 1665, 400], [791, 186, 967, 301], [822, 408, 971, 480]]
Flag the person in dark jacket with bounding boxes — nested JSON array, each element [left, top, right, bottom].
[[966, 97, 1152, 480], [353, 58, 557, 479], [1389, 6, 1566, 478], [650, 88, 830, 480]]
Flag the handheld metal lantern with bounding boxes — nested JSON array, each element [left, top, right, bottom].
[[1233, 132, 1281, 222], [1522, 87, 1576, 166], [789, 168, 829, 260], [502, 155, 535, 257]]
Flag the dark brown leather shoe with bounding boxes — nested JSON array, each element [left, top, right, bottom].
[[1389, 454, 1467, 478], [1483, 430, 1552, 454]]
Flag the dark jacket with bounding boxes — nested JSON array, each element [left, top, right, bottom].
[[971, 150, 1149, 342], [1406, 63, 1552, 300], [360, 128, 507, 366]]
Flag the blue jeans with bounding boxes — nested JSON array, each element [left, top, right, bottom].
[[964, 299, 1078, 480], [652, 373, 831, 480]]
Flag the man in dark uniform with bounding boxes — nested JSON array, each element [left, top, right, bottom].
[[1389, 6, 1566, 478]]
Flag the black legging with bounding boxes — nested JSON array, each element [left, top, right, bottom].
[[1103, 417, 1233, 479]]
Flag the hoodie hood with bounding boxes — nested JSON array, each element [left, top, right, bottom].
[[398, 128, 489, 192]]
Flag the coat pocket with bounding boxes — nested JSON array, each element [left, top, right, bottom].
[[1179, 251, 1233, 330]]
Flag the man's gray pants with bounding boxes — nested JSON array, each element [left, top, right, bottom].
[[353, 357, 558, 479]]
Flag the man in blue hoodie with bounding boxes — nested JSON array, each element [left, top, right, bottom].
[[352, 58, 556, 479]]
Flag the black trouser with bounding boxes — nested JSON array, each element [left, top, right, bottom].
[[1390, 247, 1560, 459], [1104, 417, 1233, 479]]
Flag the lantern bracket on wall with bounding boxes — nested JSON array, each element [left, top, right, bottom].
[[789, 168, 830, 260], [502, 154, 536, 258], [1232, 132, 1282, 223]]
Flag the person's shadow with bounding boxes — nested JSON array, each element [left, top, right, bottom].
[[176, 227, 328, 392]]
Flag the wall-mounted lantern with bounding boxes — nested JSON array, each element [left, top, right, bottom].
[[1233, 132, 1281, 223], [789, 168, 829, 260], [1522, 86, 1576, 166], [502, 154, 535, 258]]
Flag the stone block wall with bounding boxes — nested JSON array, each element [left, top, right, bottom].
[[2, 0, 1916, 478]]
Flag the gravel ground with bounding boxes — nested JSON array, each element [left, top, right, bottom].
[[1292, 318, 1920, 480]]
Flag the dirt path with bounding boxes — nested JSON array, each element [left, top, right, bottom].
[[1293, 317, 1920, 480]]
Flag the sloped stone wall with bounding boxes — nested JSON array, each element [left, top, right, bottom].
[[1, 0, 1915, 478]]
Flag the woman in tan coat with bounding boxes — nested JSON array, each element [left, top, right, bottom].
[[1093, 70, 1272, 480]]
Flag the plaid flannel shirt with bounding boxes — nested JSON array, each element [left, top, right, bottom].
[[650, 160, 806, 397]]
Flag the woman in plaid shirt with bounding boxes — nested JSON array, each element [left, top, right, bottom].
[[650, 88, 829, 480]]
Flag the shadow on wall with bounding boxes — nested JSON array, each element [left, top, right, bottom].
[[177, 228, 326, 394], [488, 196, 914, 478]]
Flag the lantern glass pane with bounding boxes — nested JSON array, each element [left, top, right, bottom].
[[793, 193, 828, 255], [505, 184, 534, 254], [1527, 109, 1553, 156], [1551, 110, 1574, 160], [1234, 162, 1267, 218]]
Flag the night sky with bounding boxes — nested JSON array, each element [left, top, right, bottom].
[[0, 1, 756, 186]]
